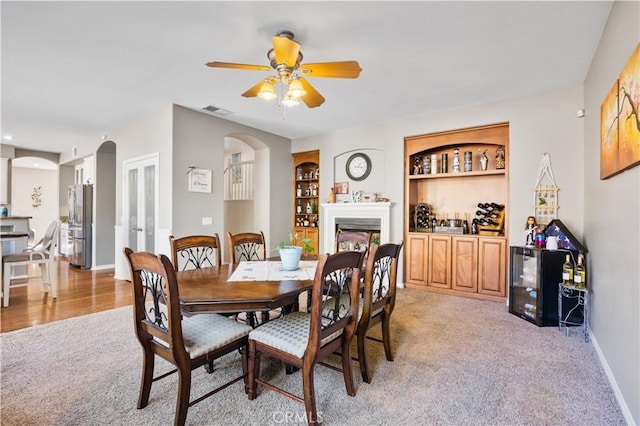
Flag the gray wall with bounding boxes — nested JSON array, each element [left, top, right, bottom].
[[171, 105, 292, 257], [584, 1, 639, 423], [95, 141, 116, 267]]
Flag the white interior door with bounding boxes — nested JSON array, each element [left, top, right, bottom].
[[123, 153, 158, 252]]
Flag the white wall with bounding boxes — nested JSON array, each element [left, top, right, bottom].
[[10, 166, 59, 241], [294, 86, 585, 258], [583, 1, 639, 423]]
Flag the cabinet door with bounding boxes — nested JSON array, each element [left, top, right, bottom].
[[451, 236, 478, 293], [427, 235, 451, 289], [304, 227, 319, 255], [478, 237, 506, 297], [407, 234, 428, 285]]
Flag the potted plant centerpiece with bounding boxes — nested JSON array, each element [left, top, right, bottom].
[[276, 232, 314, 271]]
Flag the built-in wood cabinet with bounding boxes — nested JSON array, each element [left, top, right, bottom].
[[404, 123, 509, 302], [452, 236, 478, 293], [293, 150, 320, 255]]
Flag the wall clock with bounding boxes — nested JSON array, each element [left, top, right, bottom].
[[345, 152, 372, 181]]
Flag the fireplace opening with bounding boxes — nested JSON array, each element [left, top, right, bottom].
[[335, 217, 381, 249]]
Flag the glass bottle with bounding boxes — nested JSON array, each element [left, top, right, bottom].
[[471, 220, 478, 234], [430, 154, 438, 175], [441, 153, 448, 173], [574, 254, 586, 289], [431, 215, 437, 230], [296, 184, 302, 197], [452, 148, 460, 172], [562, 255, 574, 286], [306, 201, 312, 214], [296, 200, 302, 214]]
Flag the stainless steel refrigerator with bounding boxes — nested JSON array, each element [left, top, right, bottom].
[[68, 184, 93, 269]]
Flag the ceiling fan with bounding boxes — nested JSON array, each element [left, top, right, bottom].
[[205, 30, 362, 108]]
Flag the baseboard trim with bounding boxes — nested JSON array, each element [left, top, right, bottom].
[[589, 330, 635, 425], [92, 264, 115, 271]]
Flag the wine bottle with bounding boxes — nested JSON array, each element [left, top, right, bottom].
[[490, 203, 505, 211], [476, 218, 498, 226], [462, 220, 469, 234], [562, 254, 574, 286], [477, 203, 488, 209], [475, 210, 500, 218], [574, 254, 586, 289], [471, 220, 478, 234]]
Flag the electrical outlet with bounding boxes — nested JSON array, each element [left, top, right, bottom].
[[202, 217, 212, 225]]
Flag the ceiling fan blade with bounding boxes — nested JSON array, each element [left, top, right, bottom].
[[241, 80, 267, 98], [205, 61, 271, 72], [298, 77, 325, 108], [272, 35, 301, 67], [299, 61, 362, 78]]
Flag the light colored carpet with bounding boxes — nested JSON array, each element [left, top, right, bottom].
[[0, 288, 626, 425]]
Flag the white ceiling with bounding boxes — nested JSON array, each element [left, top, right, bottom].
[[1, 1, 613, 156]]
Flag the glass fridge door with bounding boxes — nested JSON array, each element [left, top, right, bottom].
[[510, 247, 540, 322]]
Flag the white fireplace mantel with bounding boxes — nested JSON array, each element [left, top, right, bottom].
[[320, 202, 391, 253]]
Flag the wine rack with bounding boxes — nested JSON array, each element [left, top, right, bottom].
[[475, 203, 505, 235], [414, 203, 431, 232]]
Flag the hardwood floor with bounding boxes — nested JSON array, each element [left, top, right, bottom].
[[1, 257, 132, 333]]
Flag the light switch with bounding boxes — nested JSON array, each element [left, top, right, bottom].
[[202, 217, 212, 225]]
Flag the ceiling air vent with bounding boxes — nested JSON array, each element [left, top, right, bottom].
[[203, 105, 232, 116]]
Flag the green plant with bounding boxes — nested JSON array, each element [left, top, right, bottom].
[[275, 231, 314, 253]]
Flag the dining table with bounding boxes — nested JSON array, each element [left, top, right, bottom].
[[177, 259, 318, 316]]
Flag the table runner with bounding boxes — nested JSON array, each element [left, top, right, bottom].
[[227, 260, 318, 282]]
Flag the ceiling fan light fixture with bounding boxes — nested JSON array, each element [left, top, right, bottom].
[[257, 81, 277, 100], [282, 94, 300, 107], [287, 79, 306, 98]]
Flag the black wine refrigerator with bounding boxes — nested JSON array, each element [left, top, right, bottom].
[[509, 220, 587, 327]]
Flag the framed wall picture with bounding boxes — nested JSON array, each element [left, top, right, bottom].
[[188, 168, 212, 193], [600, 43, 640, 179], [334, 182, 349, 194]]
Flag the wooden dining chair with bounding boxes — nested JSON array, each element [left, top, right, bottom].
[[227, 231, 267, 326], [247, 250, 365, 425], [169, 234, 221, 271], [123, 248, 252, 426], [2, 220, 60, 307], [227, 231, 266, 264], [356, 241, 403, 383]]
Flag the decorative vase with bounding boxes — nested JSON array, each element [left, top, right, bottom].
[[279, 246, 302, 271], [0, 206, 7, 217], [495, 145, 506, 169], [480, 150, 489, 171]]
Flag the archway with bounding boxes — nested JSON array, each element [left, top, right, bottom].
[[223, 133, 269, 262]]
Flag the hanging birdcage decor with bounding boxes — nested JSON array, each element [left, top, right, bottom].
[[533, 153, 558, 226]]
